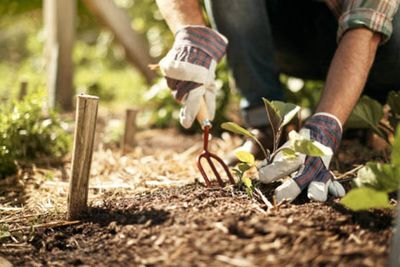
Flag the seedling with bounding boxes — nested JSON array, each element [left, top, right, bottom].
[[221, 98, 332, 165], [0, 224, 11, 241], [387, 91, 400, 133], [0, 90, 70, 178], [341, 125, 400, 210], [231, 151, 256, 197], [347, 92, 400, 145], [222, 99, 334, 201]]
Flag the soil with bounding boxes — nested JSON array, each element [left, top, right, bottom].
[[1, 183, 394, 267], [0, 127, 396, 267]]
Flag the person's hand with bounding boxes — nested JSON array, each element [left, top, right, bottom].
[[159, 26, 227, 128], [258, 113, 345, 203]]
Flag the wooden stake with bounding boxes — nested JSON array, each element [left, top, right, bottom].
[[388, 189, 400, 267], [67, 94, 99, 220], [122, 108, 138, 154], [18, 80, 28, 100], [43, 0, 75, 111]]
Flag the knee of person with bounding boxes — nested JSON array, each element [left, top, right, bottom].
[[371, 38, 400, 87], [207, 0, 269, 36]]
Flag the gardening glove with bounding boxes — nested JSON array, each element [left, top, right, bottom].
[[259, 113, 345, 203], [159, 26, 228, 128], [257, 137, 306, 184], [276, 113, 345, 203]]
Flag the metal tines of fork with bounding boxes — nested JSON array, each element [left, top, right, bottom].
[[196, 123, 235, 187]]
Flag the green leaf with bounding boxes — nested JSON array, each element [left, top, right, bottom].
[[263, 99, 301, 153], [0, 230, 10, 239], [263, 98, 282, 139], [232, 168, 242, 178], [221, 122, 255, 139], [221, 122, 269, 160], [347, 96, 385, 137], [279, 147, 297, 159], [235, 151, 255, 165], [241, 176, 253, 189], [293, 139, 333, 157], [341, 187, 392, 211], [387, 91, 400, 117], [238, 163, 251, 173], [354, 162, 400, 192], [271, 101, 301, 127], [392, 125, 400, 166], [387, 91, 400, 129], [0, 224, 10, 240]]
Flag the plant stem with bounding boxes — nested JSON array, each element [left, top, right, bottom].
[[273, 128, 281, 154], [269, 146, 287, 163], [253, 137, 270, 161]]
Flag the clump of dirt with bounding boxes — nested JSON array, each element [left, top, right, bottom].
[[2, 183, 393, 267]]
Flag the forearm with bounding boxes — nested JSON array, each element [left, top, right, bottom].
[[316, 28, 381, 125], [156, 0, 206, 34]]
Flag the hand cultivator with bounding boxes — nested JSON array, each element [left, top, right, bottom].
[[147, 64, 234, 187], [196, 99, 235, 187]]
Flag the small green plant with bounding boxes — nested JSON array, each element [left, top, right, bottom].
[[232, 151, 256, 196], [0, 224, 11, 241], [222, 98, 334, 201], [346, 92, 400, 145], [341, 125, 400, 211], [221, 98, 332, 164], [0, 90, 71, 178], [387, 91, 400, 133]]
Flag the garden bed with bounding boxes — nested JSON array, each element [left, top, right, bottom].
[[0, 127, 395, 267]]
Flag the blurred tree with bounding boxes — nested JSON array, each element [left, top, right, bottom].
[[83, 0, 157, 83]]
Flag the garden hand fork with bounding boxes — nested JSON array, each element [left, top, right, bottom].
[[196, 98, 235, 187]]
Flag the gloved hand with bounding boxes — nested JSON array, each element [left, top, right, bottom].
[[159, 26, 228, 128], [258, 113, 346, 203]]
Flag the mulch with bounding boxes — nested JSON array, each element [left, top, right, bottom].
[[0, 124, 396, 267], [1, 182, 394, 267]]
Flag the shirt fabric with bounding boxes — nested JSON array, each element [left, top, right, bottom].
[[324, 0, 400, 43]]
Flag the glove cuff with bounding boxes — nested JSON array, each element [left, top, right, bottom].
[[304, 113, 343, 152], [313, 112, 343, 133], [174, 26, 228, 62]]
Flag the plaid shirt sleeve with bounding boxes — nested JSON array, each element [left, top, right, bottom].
[[324, 0, 400, 43]]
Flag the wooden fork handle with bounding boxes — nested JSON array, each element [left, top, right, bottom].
[[197, 98, 212, 129]]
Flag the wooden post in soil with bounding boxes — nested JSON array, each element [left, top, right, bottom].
[[388, 189, 400, 267], [18, 80, 28, 100], [43, 0, 75, 111], [67, 95, 99, 220], [122, 108, 138, 154]]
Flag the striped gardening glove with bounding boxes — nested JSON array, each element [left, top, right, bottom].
[[258, 113, 346, 203], [159, 26, 228, 128]]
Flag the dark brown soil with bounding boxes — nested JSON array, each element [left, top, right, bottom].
[[1, 182, 394, 267], [1, 126, 395, 267]]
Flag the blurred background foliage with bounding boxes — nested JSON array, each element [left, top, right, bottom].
[[0, 0, 322, 129], [0, 90, 71, 178], [0, 0, 324, 178]]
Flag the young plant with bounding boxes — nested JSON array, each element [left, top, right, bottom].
[[346, 92, 400, 145], [221, 98, 332, 164], [220, 122, 270, 159], [0, 90, 71, 178], [341, 125, 400, 211], [263, 98, 301, 153], [387, 91, 400, 133], [231, 151, 256, 197], [346, 95, 385, 138]]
